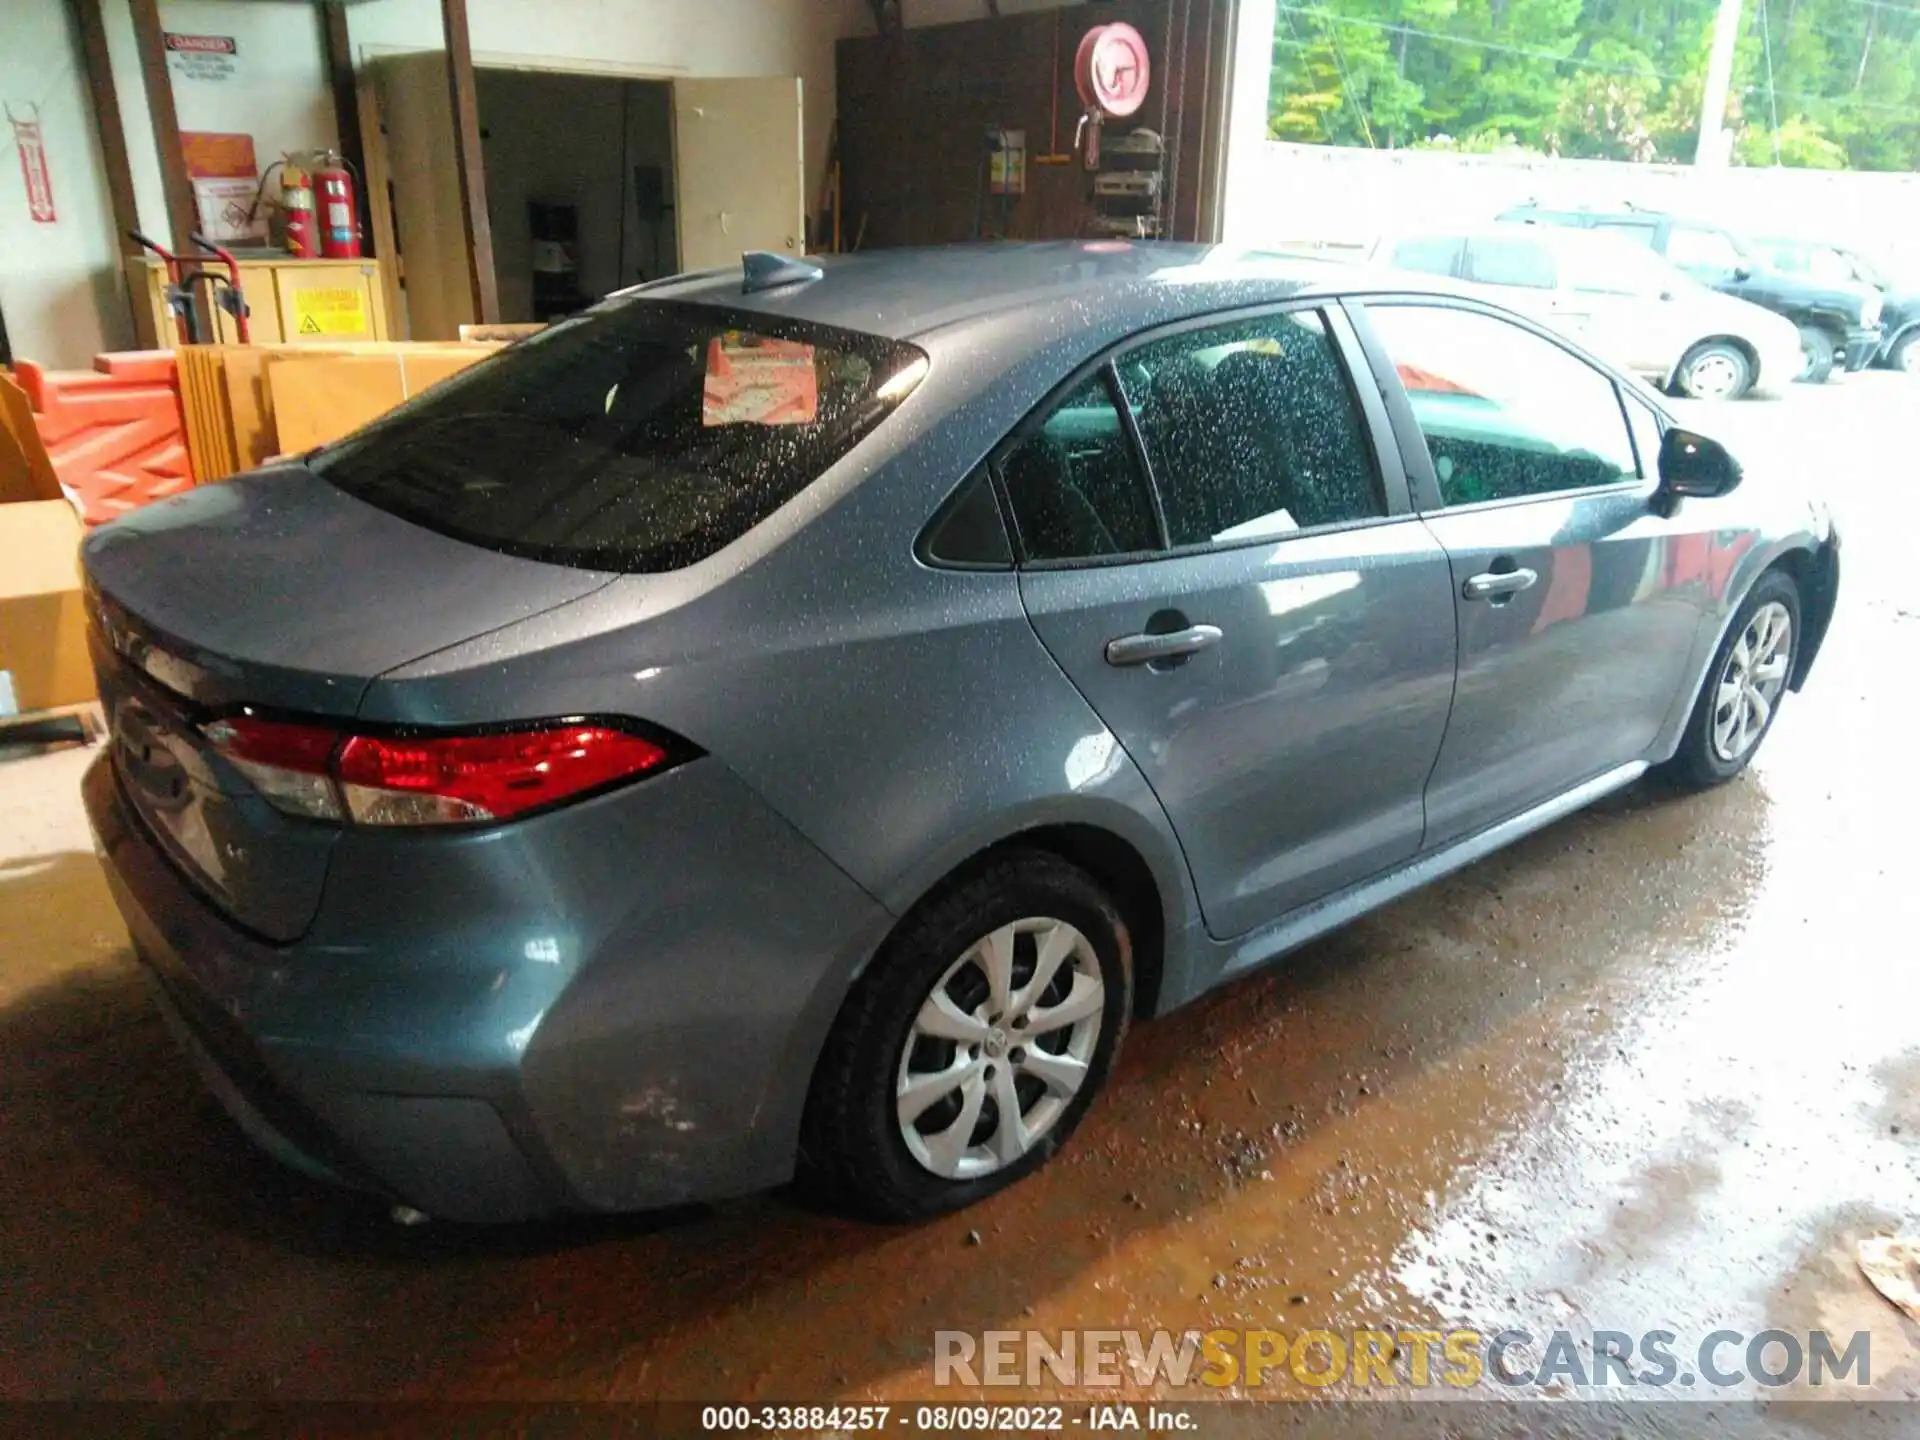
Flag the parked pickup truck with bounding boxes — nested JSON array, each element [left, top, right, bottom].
[[1750, 235, 1920, 375], [1499, 203, 1883, 383]]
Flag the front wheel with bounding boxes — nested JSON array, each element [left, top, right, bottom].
[[799, 851, 1132, 1220], [1673, 340, 1754, 401], [1656, 571, 1800, 791], [1796, 325, 1837, 384]]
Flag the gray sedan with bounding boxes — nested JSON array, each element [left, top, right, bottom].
[[81, 243, 1840, 1223]]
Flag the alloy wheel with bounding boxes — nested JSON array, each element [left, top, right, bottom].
[[1712, 601, 1793, 762], [894, 917, 1105, 1180]]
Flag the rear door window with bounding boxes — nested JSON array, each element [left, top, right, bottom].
[[998, 373, 1162, 562], [1116, 310, 1383, 545], [1389, 236, 1464, 278], [311, 300, 928, 573], [1465, 236, 1557, 289], [1594, 218, 1659, 249], [1665, 226, 1746, 277]]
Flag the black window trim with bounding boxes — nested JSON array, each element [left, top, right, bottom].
[[987, 297, 1413, 572], [1621, 389, 1668, 482], [1342, 291, 1669, 517]]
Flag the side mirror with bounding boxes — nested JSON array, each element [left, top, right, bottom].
[[1656, 428, 1742, 512], [1658, 288, 1675, 301], [1731, 265, 1753, 282]]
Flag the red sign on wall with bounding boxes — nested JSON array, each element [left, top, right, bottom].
[[7, 106, 56, 224]]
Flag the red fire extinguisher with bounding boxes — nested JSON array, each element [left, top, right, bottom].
[[280, 156, 318, 258], [315, 157, 362, 258]]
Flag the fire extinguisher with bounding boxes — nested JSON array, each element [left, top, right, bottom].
[[279, 156, 318, 258], [314, 156, 362, 258]]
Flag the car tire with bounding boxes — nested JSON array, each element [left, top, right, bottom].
[[1656, 570, 1801, 791], [1796, 326, 1837, 384], [1887, 328, 1920, 375], [798, 850, 1132, 1221], [1673, 340, 1754, 401]]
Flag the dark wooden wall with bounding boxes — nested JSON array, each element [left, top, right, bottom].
[[835, 0, 1231, 251]]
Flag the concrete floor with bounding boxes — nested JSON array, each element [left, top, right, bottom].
[[1, 374, 1915, 1425]]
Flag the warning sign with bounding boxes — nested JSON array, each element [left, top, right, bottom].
[[165, 33, 239, 84], [288, 287, 368, 337], [7, 106, 55, 223]]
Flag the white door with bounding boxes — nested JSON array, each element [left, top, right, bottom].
[[1551, 233, 1693, 381], [367, 52, 475, 340], [1571, 287, 1672, 378], [672, 77, 806, 271]]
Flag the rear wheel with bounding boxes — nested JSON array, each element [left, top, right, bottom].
[[1796, 325, 1837, 384], [799, 851, 1132, 1220], [1673, 340, 1754, 401], [1657, 571, 1800, 790]]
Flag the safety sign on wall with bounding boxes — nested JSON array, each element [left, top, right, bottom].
[[7, 105, 56, 223], [288, 287, 369, 337], [165, 33, 239, 84]]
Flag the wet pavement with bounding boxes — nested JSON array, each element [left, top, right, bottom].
[[0, 374, 1915, 1429]]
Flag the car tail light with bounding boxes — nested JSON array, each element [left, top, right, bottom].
[[201, 715, 346, 821], [200, 715, 681, 827], [335, 726, 669, 826]]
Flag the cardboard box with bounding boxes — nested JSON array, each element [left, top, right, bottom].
[[266, 347, 496, 454], [0, 498, 91, 717], [1, 369, 64, 505]]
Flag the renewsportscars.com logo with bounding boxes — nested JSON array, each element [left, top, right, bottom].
[[933, 1327, 1874, 1392]]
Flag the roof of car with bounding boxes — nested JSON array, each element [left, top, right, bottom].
[[610, 241, 1375, 342]]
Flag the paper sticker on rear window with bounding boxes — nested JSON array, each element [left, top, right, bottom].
[[702, 333, 819, 426]]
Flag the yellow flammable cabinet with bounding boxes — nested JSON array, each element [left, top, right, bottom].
[[129, 255, 393, 348]]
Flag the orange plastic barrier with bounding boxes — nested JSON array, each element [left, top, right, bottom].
[[15, 352, 193, 526]]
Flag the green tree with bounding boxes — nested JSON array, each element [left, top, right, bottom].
[[1738, 112, 1849, 167], [1266, 0, 1920, 171], [1270, 0, 1456, 147]]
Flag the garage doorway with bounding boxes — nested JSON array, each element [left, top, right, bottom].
[[362, 54, 805, 339], [474, 70, 678, 324]]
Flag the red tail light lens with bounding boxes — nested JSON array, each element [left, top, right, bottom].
[[201, 715, 345, 821], [200, 715, 678, 827], [335, 726, 669, 826]]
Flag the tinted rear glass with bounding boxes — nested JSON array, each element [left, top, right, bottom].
[[311, 300, 928, 572]]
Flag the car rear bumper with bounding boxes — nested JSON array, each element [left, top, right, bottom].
[[84, 750, 892, 1221]]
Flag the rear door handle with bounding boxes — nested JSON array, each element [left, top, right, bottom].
[[1462, 568, 1539, 600], [1105, 624, 1224, 667]]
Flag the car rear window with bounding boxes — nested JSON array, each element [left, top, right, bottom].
[[310, 299, 928, 572]]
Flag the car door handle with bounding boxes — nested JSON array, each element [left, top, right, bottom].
[[1105, 624, 1224, 667], [1462, 568, 1539, 600]]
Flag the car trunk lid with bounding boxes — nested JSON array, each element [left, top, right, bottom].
[[82, 466, 614, 940]]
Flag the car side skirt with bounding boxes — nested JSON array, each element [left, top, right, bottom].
[[1161, 761, 1650, 1009]]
